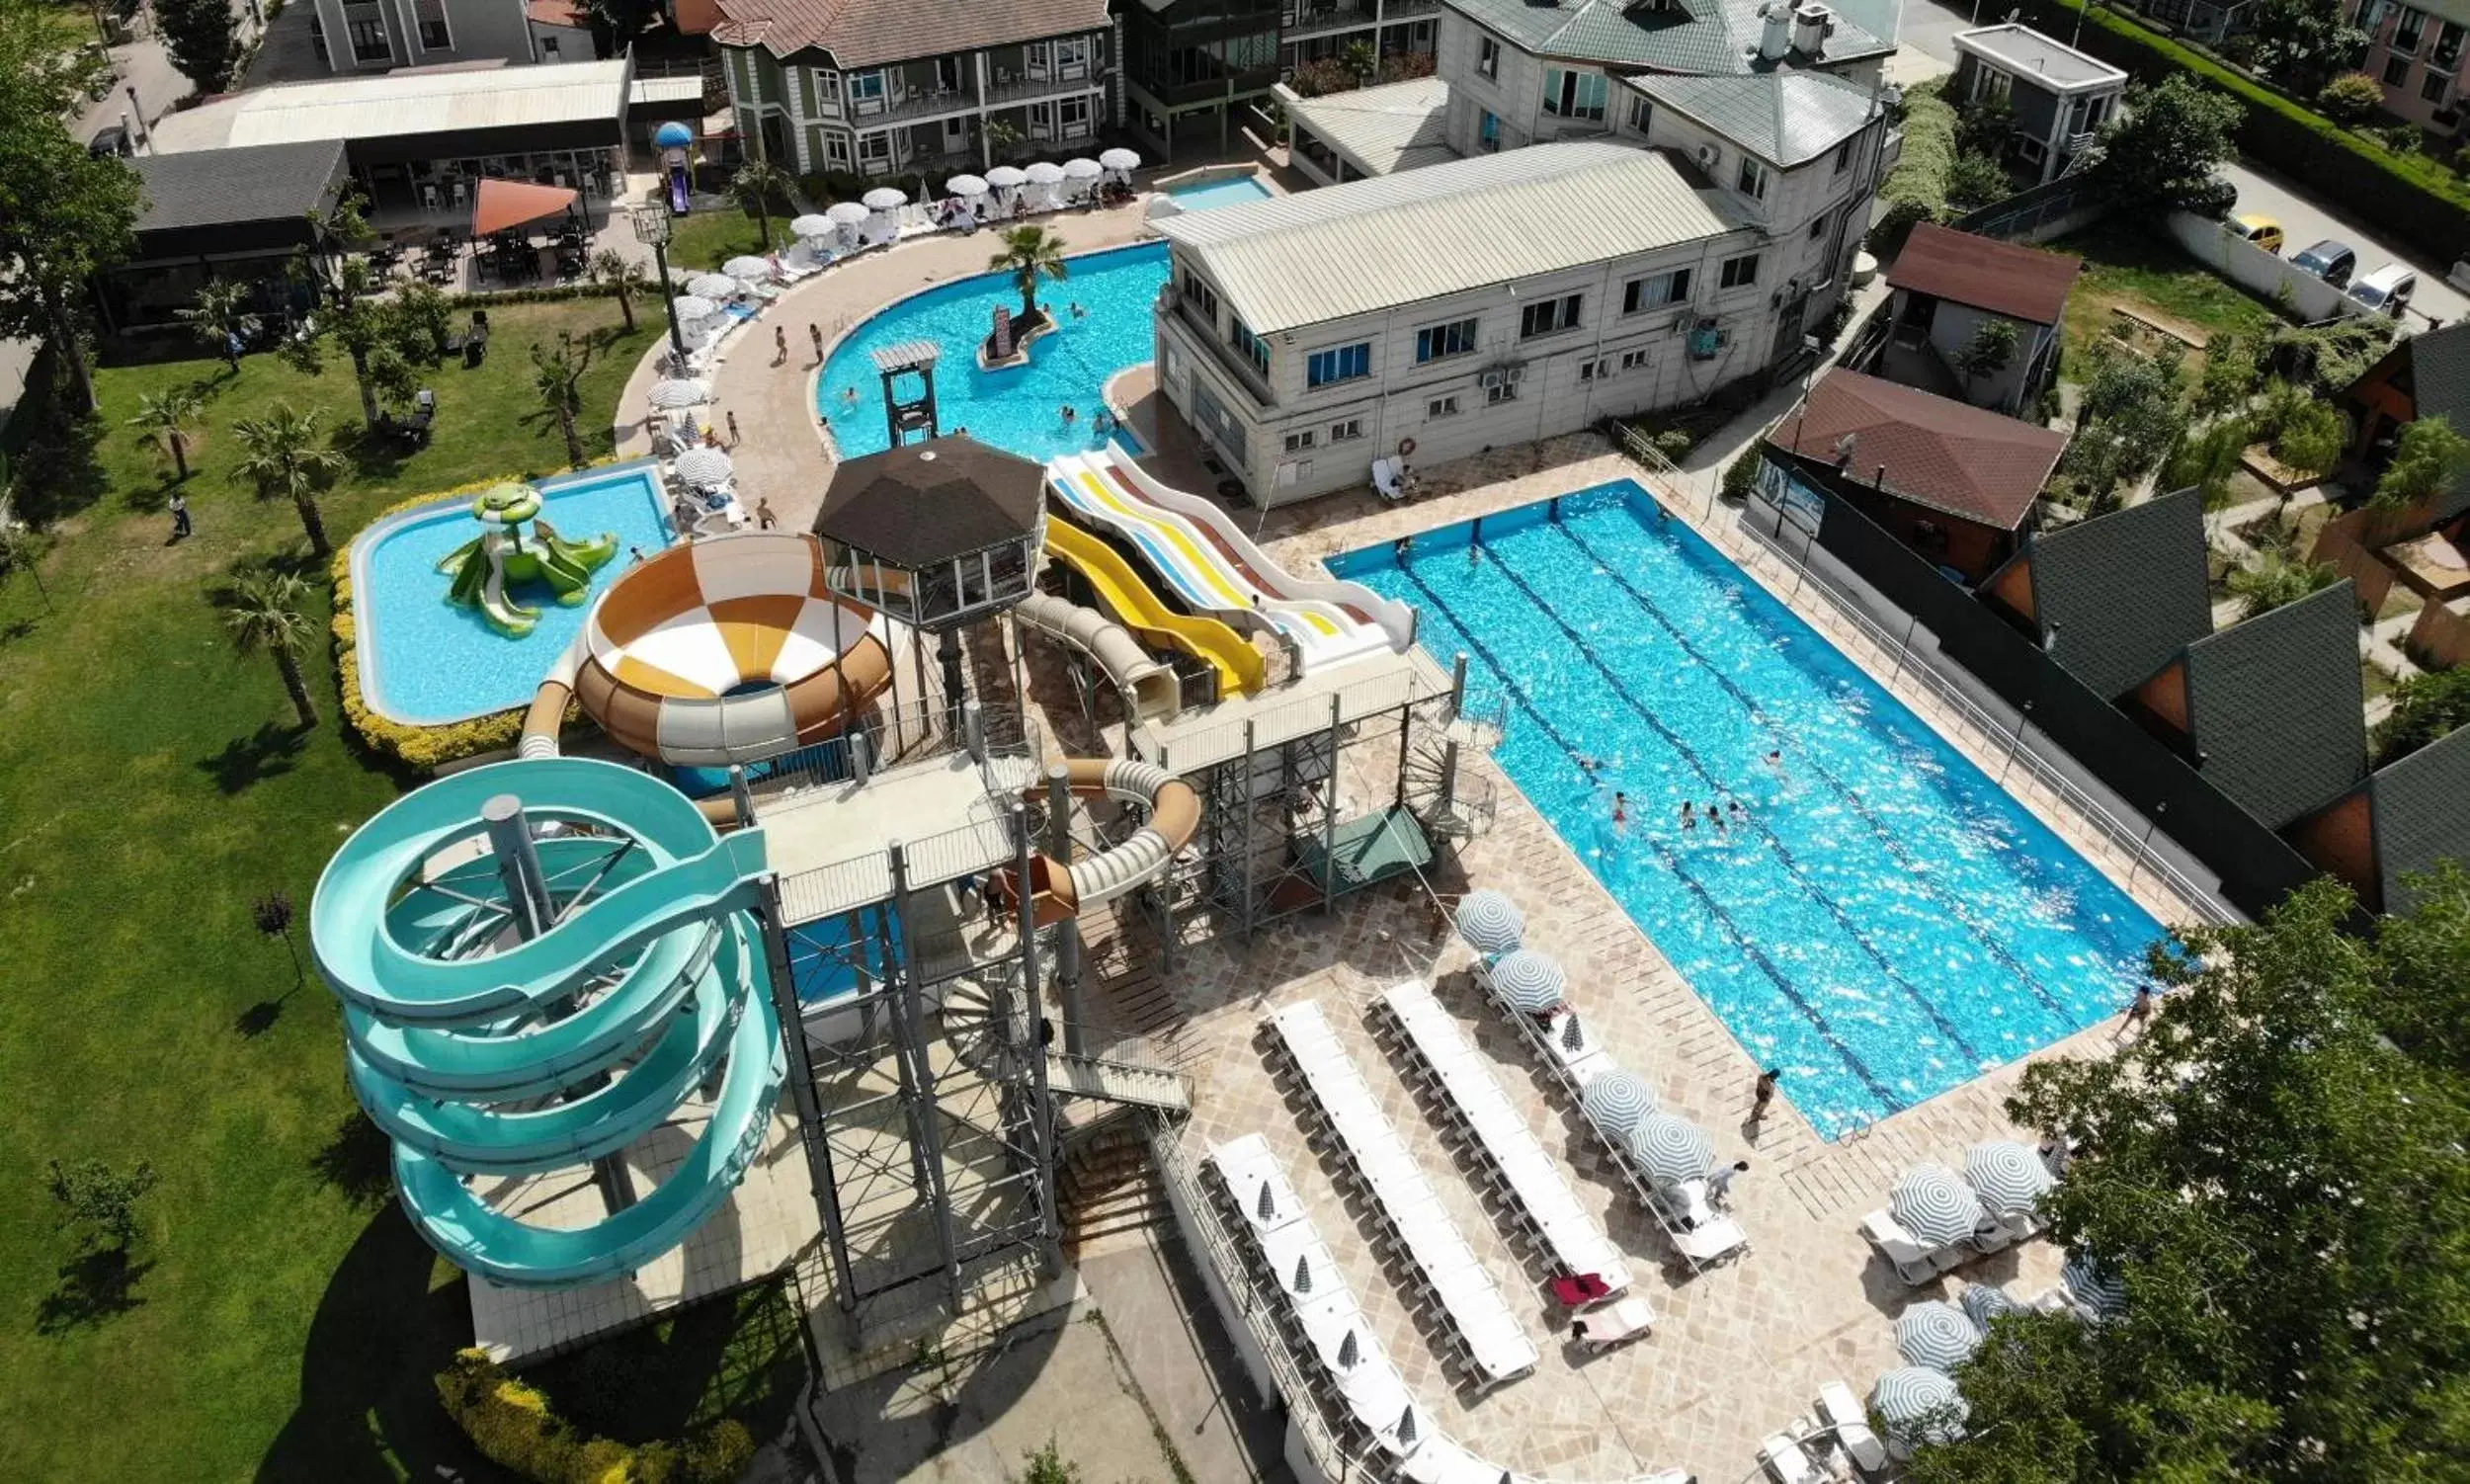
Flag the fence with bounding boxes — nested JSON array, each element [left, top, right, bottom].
[[1744, 471, 2306, 921], [2164, 211, 2369, 324], [1950, 176, 2110, 246]]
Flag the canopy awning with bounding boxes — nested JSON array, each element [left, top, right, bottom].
[[472, 178, 579, 236]]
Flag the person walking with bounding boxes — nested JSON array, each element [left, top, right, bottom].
[[1750, 1067, 1781, 1122], [1707, 1159, 1749, 1208], [774, 325, 788, 366], [168, 491, 192, 541], [2117, 984, 2157, 1040], [725, 410, 741, 447], [755, 497, 777, 531], [809, 323, 823, 364]]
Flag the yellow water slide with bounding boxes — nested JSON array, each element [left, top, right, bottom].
[[1045, 516, 1266, 697]]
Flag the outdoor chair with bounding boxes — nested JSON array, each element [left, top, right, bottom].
[[1816, 1381, 1889, 1475], [1860, 1210, 1935, 1286], [1759, 1435, 1826, 1484]]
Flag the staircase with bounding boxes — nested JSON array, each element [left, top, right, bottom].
[[1059, 1112, 1173, 1258], [1046, 1047, 1191, 1113]]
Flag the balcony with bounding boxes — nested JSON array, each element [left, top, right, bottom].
[[1133, 65, 1282, 108], [852, 81, 984, 128], [1381, 0, 1441, 16], [1282, 2, 1377, 39], [1167, 295, 1275, 408], [985, 67, 1104, 107]]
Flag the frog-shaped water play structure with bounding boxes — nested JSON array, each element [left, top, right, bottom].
[[438, 481, 619, 637]]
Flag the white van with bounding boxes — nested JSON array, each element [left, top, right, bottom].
[[2347, 263, 2418, 317]]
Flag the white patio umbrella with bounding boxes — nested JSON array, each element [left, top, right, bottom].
[[1871, 1367, 1968, 1445], [984, 164, 1029, 189], [1488, 948, 1564, 1013], [668, 294, 720, 325], [647, 377, 710, 409], [672, 447, 734, 486], [1894, 1300, 1983, 1371], [945, 173, 989, 198], [1890, 1163, 1987, 1248], [722, 254, 773, 280], [1062, 157, 1102, 180], [1964, 1139, 2056, 1215], [1025, 161, 1066, 184], [683, 272, 739, 300], [1627, 1112, 1715, 1188], [1452, 888, 1523, 955], [1580, 1068, 1656, 1137], [826, 201, 871, 225], [788, 212, 835, 239], [1099, 146, 1141, 178], [861, 186, 908, 210]]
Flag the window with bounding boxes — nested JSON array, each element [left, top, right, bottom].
[[420, 18, 449, 47], [2396, 4, 2428, 51], [857, 131, 890, 166], [1736, 155, 1769, 199], [348, 19, 388, 59], [1478, 111, 1501, 152], [1055, 36, 1091, 74], [850, 70, 885, 112], [1622, 269, 1689, 313], [536, 32, 555, 54], [825, 133, 852, 166], [1477, 36, 1499, 78], [2068, 96, 2089, 134], [1628, 96, 1653, 133], [1833, 137, 1852, 173], [1283, 430, 1317, 453], [1619, 348, 1651, 371], [1306, 342, 1370, 387], [1718, 253, 1760, 289], [1182, 270, 1219, 324], [2386, 53, 2414, 85], [816, 70, 841, 112], [1416, 316, 1479, 363], [1809, 208, 1832, 240], [1485, 377, 1519, 405], [1058, 96, 1092, 136], [1427, 395, 1460, 418], [1971, 65, 2012, 104], [1230, 317, 1270, 376], [1330, 417, 1364, 443], [1519, 292, 1583, 338], [1579, 359, 1606, 382], [2437, 20, 2465, 65], [1543, 68, 1608, 122], [2427, 68, 2453, 102]]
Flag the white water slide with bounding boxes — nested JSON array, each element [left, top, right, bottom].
[[1045, 446, 1415, 674]]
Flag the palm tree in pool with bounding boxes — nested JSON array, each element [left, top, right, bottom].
[[127, 384, 206, 482], [228, 403, 348, 557], [222, 570, 321, 729], [729, 160, 792, 253], [990, 224, 1069, 328]]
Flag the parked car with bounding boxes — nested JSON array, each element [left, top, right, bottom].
[[2230, 214, 2284, 255], [2347, 263, 2418, 316], [86, 123, 131, 158], [2290, 239, 2358, 289]]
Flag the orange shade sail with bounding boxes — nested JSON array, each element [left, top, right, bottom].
[[471, 178, 580, 236]]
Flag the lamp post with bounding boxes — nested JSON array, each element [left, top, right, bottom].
[[629, 204, 688, 363]]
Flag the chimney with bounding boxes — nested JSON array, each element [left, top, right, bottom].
[[1793, 4, 1835, 53], [1759, 3, 1792, 60]]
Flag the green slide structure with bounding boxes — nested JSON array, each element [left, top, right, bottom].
[[438, 482, 619, 638], [310, 757, 783, 1289]]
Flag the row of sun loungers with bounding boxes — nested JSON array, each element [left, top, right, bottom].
[[1264, 1001, 1540, 1389]]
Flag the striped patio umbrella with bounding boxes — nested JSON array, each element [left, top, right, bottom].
[[2062, 1252, 2126, 1319], [1960, 1283, 2020, 1330], [1891, 1163, 1988, 1248], [1964, 1140, 2056, 1215], [722, 255, 773, 280], [1628, 1112, 1715, 1187], [672, 447, 734, 486], [1452, 889, 1523, 955], [1489, 949, 1565, 1013], [684, 272, 740, 299], [647, 378, 710, 409], [1894, 1300, 1983, 1371], [1872, 1367, 1968, 1444], [1581, 1068, 1657, 1136]]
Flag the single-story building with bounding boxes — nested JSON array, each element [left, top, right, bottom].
[[1764, 367, 2068, 583], [1277, 76, 1454, 185], [2341, 319, 2470, 508], [1981, 487, 2215, 701], [97, 140, 352, 333], [1871, 221, 2080, 416], [1949, 24, 2126, 185]]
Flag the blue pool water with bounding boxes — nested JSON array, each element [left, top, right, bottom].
[[359, 461, 673, 723], [818, 242, 1166, 464], [1331, 483, 2168, 1137], [1166, 175, 1273, 210]]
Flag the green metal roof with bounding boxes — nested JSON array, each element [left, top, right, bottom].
[[2022, 488, 2215, 701], [1626, 69, 1879, 165], [2182, 582, 2367, 831], [1442, 0, 1890, 74]]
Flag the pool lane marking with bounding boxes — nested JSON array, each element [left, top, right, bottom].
[[1461, 531, 1990, 1072], [1386, 555, 1902, 1114], [1549, 511, 2079, 1031]]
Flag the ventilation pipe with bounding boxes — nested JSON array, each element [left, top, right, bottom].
[[1759, 2, 1793, 60], [1793, 4, 1836, 52]]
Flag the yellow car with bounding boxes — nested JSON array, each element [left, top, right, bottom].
[[2231, 214, 2285, 256]]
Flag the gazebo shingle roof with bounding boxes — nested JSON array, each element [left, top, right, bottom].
[[814, 436, 1044, 566]]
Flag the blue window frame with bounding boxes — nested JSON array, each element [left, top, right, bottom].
[[1306, 342, 1370, 387]]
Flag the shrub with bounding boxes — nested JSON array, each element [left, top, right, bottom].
[[1721, 451, 1763, 503], [2374, 665, 2470, 763], [1945, 149, 2012, 210], [2316, 71, 2385, 124], [435, 1350, 756, 1484], [2273, 398, 2346, 476], [2374, 414, 2470, 510], [1868, 78, 1956, 256]]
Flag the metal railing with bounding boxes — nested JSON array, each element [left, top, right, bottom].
[[1147, 664, 1450, 774]]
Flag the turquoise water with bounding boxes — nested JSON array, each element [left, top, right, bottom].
[[359, 462, 673, 724], [1331, 483, 2168, 1138], [1166, 175, 1273, 210], [817, 243, 1166, 463]]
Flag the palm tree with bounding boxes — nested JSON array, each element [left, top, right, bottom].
[[729, 160, 792, 253], [178, 280, 259, 371], [989, 224, 1070, 325], [588, 249, 647, 335], [531, 331, 600, 468], [2227, 549, 2337, 618], [227, 404, 347, 557], [221, 571, 320, 729], [127, 385, 206, 481]]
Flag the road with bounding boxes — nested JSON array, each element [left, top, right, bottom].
[[1895, 0, 2469, 327]]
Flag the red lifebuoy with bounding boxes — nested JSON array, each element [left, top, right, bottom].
[[1398, 437, 1418, 457]]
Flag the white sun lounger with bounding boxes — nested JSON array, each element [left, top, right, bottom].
[[1760, 1435, 1827, 1484]]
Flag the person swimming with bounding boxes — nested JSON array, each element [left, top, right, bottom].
[[1612, 791, 1629, 829], [1680, 800, 1696, 831], [1709, 799, 1727, 833]]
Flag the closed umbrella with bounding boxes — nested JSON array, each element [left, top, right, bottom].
[[1960, 1282, 2019, 1330], [985, 164, 1029, 189], [1871, 1367, 1968, 1445], [673, 447, 733, 486], [788, 212, 835, 238], [945, 173, 989, 198], [1062, 157, 1103, 180], [1627, 1112, 1715, 1187], [1890, 1163, 1987, 1248], [1964, 1139, 2055, 1215], [1488, 949, 1564, 1013], [722, 254, 773, 280], [1100, 146, 1141, 175], [1580, 1068, 1656, 1137], [861, 186, 908, 210], [669, 294, 719, 325], [1894, 1300, 1983, 1371], [648, 378, 710, 409], [2062, 1252, 2126, 1319], [1452, 889, 1523, 955]]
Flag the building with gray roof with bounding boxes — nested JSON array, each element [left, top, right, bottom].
[[2177, 583, 2368, 831], [97, 141, 352, 334], [2367, 727, 2470, 913], [1983, 488, 2216, 701]]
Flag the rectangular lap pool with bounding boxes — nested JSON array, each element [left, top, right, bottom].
[[1331, 483, 2168, 1137], [1165, 175, 1273, 210]]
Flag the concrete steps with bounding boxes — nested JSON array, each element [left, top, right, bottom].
[[1060, 1117, 1172, 1257]]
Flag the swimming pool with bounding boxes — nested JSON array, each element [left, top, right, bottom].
[[1165, 175, 1273, 211], [818, 242, 1166, 464], [1331, 483, 2167, 1137], [356, 461, 672, 724]]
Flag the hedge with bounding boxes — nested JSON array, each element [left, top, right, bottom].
[[1869, 78, 1956, 257], [2008, 0, 2470, 264], [435, 1349, 754, 1484]]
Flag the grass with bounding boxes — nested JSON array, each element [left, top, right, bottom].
[[0, 297, 670, 1481], [667, 204, 782, 273], [2047, 219, 2287, 378]]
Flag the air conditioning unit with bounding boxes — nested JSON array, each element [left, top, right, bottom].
[[1479, 369, 1506, 389], [1504, 365, 1526, 384], [1695, 142, 1719, 171]]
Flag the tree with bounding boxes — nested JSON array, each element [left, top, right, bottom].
[[2257, 0, 2371, 95], [156, 0, 238, 93], [2158, 415, 2249, 503], [2067, 345, 2188, 504], [2190, 331, 2262, 420], [0, 0, 143, 415], [227, 403, 346, 556], [2272, 397, 2346, 476], [221, 571, 321, 728], [47, 1158, 158, 1250], [989, 224, 1069, 325], [589, 248, 646, 334], [2373, 667, 2470, 765], [1944, 149, 2011, 210], [0, 523, 52, 611], [1952, 317, 2019, 393], [127, 385, 206, 482], [984, 118, 1025, 166], [2374, 414, 2470, 511], [729, 160, 791, 253], [1954, 94, 2016, 159], [2091, 75, 2241, 214], [178, 279, 259, 371], [1908, 880, 2470, 1484], [2226, 547, 2338, 615], [531, 331, 600, 468], [1339, 39, 1378, 85], [2317, 70, 2388, 124]]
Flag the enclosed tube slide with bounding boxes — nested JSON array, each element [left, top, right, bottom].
[[994, 757, 1200, 927], [524, 533, 893, 768], [1013, 590, 1182, 722]]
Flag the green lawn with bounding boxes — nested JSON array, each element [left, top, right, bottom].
[[2048, 219, 2287, 375], [0, 298, 669, 1480], [666, 205, 784, 273]]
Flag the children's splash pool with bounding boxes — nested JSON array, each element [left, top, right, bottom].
[[1332, 483, 2170, 1137], [1164, 175, 1274, 210]]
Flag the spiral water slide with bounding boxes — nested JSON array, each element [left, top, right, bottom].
[[309, 757, 784, 1288], [1044, 447, 1414, 670], [993, 757, 1200, 928]]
